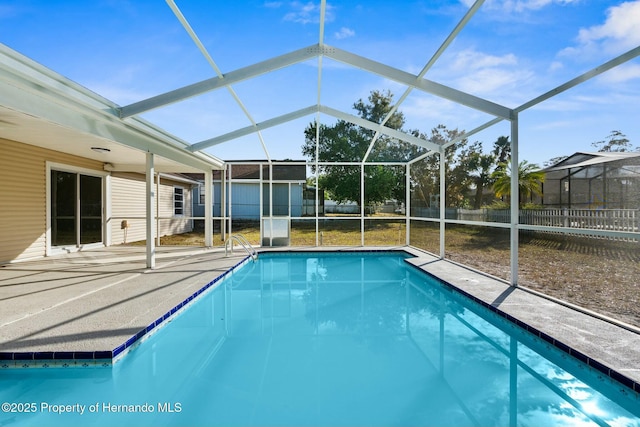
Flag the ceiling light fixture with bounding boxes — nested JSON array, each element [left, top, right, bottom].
[[91, 147, 111, 153]]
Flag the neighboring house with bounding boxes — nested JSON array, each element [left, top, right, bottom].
[[189, 161, 308, 224], [542, 152, 640, 209]]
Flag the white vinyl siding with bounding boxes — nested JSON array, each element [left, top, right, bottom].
[[158, 180, 192, 237], [111, 173, 193, 244], [0, 138, 102, 263], [174, 187, 184, 216], [110, 172, 147, 244]]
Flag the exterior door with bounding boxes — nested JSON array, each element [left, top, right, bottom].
[[51, 170, 103, 248]]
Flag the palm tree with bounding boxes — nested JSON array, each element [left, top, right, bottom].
[[468, 152, 496, 209], [492, 160, 545, 206]]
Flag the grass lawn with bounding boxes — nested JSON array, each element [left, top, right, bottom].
[[128, 220, 640, 327]]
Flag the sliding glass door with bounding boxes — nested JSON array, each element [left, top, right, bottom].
[[80, 174, 102, 244], [51, 170, 103, 248]]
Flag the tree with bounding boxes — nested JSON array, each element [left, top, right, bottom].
[[492, 160, 545, 207], [491, 135, 511, 166], [302, 90, 423, 207], [466, 143, 496, 209], [543, 155, 569, 168], [591, 130, 634, 152], [408, 125, 472, 209]]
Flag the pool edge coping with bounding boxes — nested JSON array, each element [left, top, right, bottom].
[[0, 255, 252, 369], [2, 246, 639, 397], [400, 247, 640, 396]]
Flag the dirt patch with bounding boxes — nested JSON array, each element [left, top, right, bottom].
[[440, 226, 640, 327]]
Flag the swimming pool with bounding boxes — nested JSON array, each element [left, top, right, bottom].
[[1, 251, 639, 426]]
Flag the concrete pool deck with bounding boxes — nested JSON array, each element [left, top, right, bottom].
[[0, 246, 247, 359], [1, 245, 639, 392]]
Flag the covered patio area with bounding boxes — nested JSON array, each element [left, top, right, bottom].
[[0, 246, 246, 360]]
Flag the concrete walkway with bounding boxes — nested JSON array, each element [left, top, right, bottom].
[[1, 245, 639, 393]]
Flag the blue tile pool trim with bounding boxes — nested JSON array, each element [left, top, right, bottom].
[[3, 246, 639, 394], [0, 255, 251, 368], [404, 260, 640, 394], [112, 255, 250, 361]]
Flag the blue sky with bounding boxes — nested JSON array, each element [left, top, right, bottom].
[[1, 0, 639, 166]]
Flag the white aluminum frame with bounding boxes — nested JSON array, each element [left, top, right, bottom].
[[3, 0, 640, 278], [45, 162, 110, 257]]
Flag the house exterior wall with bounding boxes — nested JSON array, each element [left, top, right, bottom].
[[290, 184, 303, 217], [192, 181, 304, 220], [0, 138, 103, 263], [111, 173, 193, 245], [0, 139, 196, 262], [231, 182, 261, 220], [262, 183, 303, 216], [158, 177, 193, 237]]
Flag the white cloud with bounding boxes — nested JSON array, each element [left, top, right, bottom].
[[282, 1, 334, 24], [403, 95, 462, 124], [577, 1, 640, 52], [561, 1, 640, 57], [460, 0, 580, 13], [459, 68, 524, 94], [334, 27, 355, 40], [88, 83, 151, 105], [598, 63, 640, 84], [440, 49, 533, 101], [548, 61, 564, 72], [450, 49, 518, 71]]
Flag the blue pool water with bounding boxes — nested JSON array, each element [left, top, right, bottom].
[[1, 251, 639, 426]]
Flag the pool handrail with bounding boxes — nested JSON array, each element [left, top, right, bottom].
[[224, 234, 258, 261]]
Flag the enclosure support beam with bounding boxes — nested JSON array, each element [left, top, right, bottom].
[[324, 46, 512, 120], [603, 165, 608, 209], [119, 45, 319, 118], [406, 163, 411, 245], [204, 169, 213, 247], [439, 147, 446, 259], [510, 114, 519, 286], [156, 174, 160, 248], [321, 105, 441, 152], [221, 166, 227, 242], [361, 164, 365, 247], [145, 152, 156, 269], [228, 165, 233, 238], [269, 163, 274, 247], [189, 106, 317, 152]]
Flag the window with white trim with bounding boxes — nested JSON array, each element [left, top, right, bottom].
[[174, 187, 184, 216], [199, 184, 205, 205]]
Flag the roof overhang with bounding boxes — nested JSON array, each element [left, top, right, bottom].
[[0, 44, 223, 173], [545, 152, 640, 172]]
